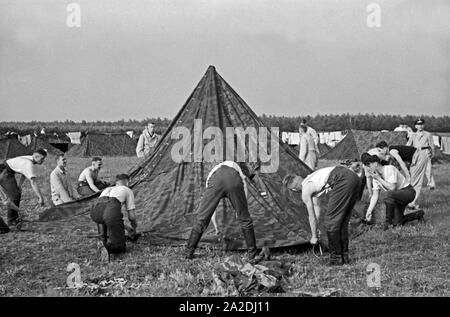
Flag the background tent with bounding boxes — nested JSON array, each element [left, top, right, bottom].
[[66, 133, 137, 157], [35, 66, 317, 250], [320, 130, 408, 160], [0, 136, 31, 160], [28, 136, 63, 156]]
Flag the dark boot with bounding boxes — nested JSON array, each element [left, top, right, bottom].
[[401, 209, 425, 225], [185, 229, 203, 259], [241, 227, 258, 261], [327, 231, 343, 266], [0, 217, 9, 234], [341, 230, 350, 264], [384, 205, 394, 229]]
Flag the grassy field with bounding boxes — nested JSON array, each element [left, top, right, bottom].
[[0, 156, 449, 297]]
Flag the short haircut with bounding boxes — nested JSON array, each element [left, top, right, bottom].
[[116, 173, 129, 181], [376, 141, 388, 148], [362, 154, 381, 166], [34, 148, 48, 157], [92, 157, 102, 162]]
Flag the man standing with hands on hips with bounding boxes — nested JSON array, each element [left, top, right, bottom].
[[406, 118, 435, 209]]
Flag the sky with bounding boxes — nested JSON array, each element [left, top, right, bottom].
[[0, 0, 449, 121]]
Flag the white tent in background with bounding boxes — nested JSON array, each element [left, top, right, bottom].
[[66, 132, 82, 144], [281, 132, 300, 145]]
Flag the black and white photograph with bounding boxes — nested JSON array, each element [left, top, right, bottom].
[[0, 0, 449, 301]]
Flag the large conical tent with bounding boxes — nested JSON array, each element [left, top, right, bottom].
[[0, 136, 31, 160], [320, 129, 408, 160], [127, 65, 314, 249], [66, 133, 137, 157], [35, 66, 314, 250]]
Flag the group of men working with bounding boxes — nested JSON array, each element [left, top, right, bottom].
[[0, 118, 436, 266], [186, 118, 433, 265], [0, 148, 137, 262]]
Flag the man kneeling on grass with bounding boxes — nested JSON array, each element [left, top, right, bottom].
[[362, 154, 424, 229], [282, 162, 364, 265], [77, 157, 109, 197], [90, 174, 138, 262], [184, 161, 261, 261]]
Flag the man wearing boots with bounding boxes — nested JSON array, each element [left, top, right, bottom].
[[90, 173, 137, 262], [283, 164, 364, 265], [0, 148, 47, 231], [184, 161, 259, 261], [362, 154, 424, 228]]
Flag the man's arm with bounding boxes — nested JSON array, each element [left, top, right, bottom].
[[85, 172, 100, 192], [364, 166, 373, 196], [312, 196, 321, 221], [406, 135, 413, 147], [136, 134, 145, 158], [390, 150, 411, 182], [17, 174, 26, 188], [370, 171, 396, 191], [127, 209, 137, 230], [29, 177, 45, 205], [365, 189, 379, 221], [428, 133, 435, 157], [301, 183, 318, 243]]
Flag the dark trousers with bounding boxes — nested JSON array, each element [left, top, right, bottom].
[[90, 197, 126, 254], [383, 185, 416, 226], [77, 180, 109, 197], [324, 167, 361, 261], [0, 163, 21, 225], [190, 166, 254, 243]]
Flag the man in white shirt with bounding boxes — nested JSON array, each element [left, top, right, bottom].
[[50, 154, 78, 205], [90, 173, 137, 262], [184, 161, 259, 261], [362, 155, 424, 228], [300, 120, 320, 155], [0, 148, 47, 228], [77, 157, 109, 197], [283, 163, 364, 265]]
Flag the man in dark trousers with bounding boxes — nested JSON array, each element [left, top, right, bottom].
[[0, 148, 47, 231], [184, 161, 260, 261], [283, 163, 364, 265], [90, 174, 138, 262], [362, 154, 424, 228]]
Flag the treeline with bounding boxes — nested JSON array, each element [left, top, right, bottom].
[[1, 114, 449, 135], [259, 114, 450, 132], [0, 118, 171, 135]]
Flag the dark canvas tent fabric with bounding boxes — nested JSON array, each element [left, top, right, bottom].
[[320, 130, 408, 160], [0, 136, 31, 160], [28, 136, 63, 156], [32, 66, 315, 250], [66, 133, 137, 157]]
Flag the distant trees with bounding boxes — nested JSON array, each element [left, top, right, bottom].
[[1, 114, 449, 135]]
